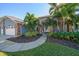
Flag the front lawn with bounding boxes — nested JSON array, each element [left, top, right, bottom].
[[4, 42, 79, 56]]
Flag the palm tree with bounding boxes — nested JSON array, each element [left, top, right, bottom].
[[43, 17, 57, 32], [59, 3, 79, 32], [49, 3, 63, 15], [49, 3, 57, 15], [24, 12, 38, 32], [49, 3, 79, 32], [49, 3, 65, 32], [72, 15, 79, 31]]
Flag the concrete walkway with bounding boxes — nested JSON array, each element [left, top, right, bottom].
[[0, 35, 47, 52]]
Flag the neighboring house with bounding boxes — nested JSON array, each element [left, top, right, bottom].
[[38, 15, 68, 32], [38, 15, 50, 32], [0, 16, 24, 36]]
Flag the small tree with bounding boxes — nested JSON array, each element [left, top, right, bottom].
[[24, 12, 38, 32], [43, 17, 57, 32]]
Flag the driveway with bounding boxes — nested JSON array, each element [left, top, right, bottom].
[[0, 35, 15, 40], [0, 35, 15, 43]]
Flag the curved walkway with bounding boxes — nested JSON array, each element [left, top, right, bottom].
[[0, 35, 47, 52]]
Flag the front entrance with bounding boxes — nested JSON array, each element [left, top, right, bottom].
[[16, 23, 22, 36]]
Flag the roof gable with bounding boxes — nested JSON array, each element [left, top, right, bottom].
[[0, 16, 23, 24]]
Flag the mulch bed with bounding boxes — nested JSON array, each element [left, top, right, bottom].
[[47, 37, 79, 50], [7, 34, 42, 43]]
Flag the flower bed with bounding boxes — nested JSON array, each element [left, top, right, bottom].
[[7, 32, 42, 43]]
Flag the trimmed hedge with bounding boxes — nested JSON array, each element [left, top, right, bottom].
[[48, 32, 79, 44]]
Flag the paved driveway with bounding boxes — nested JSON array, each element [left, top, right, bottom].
[[0, 35, 15, 43], [0, 35, 15, 40]]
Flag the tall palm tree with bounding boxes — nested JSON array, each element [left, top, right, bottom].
[[49, 3, 79, 32], [49, 3, 57, 15], [59, 3, 79, 32], [49, 3, 65, 32], [43, 17, 57, 32], [72, 15, 79, 31], [49, 3, 63, 15], [24, 12, 38, 32]]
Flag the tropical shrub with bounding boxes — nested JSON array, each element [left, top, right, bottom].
[[48, 32, 53, 37], [24, 12, 38, 32], [48, 32, 79, 44], [25, 32, 39, 37], [23, 13, 39, 37]]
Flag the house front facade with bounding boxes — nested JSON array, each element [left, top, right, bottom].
[[38, 15, 72, 32], [0, 16, 24, 36], [0, 15, 77, 36]]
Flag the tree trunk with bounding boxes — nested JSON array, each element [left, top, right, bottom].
[[67, 23, 70, 32], [48, 26, 53, 32], [57, 20, 60, 32], [59, 17, 64, 32], [62, 17, 66, 32]]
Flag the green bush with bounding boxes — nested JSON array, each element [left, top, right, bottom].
[[48, 32, 79, 44], [48, 32, 53, 37], [25, 32, 38, 37], [73, 37, 79, 44]]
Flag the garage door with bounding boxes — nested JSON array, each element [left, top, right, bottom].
[[5, 28, 15, 35]]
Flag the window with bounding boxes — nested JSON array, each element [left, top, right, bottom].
[[8, 25, 14, 28]]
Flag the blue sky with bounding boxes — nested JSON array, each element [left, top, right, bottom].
[[0, 3, 50, 20]]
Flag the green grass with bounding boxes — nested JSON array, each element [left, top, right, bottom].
[[3, 42, 79, 56]]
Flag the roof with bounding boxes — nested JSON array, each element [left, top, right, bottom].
[[0, 16, 23, 24], [38, 15, 50, 19], [38, 15, 54, 22], [38, 15, 50, 24]]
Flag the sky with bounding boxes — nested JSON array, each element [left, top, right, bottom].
[[0, 3, 50, 20]]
